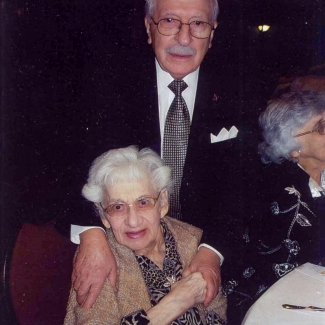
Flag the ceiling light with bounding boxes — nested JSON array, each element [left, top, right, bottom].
[[258, 25, 270, 32]]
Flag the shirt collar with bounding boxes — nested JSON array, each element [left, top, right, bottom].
[[155, 59, 199, 90]]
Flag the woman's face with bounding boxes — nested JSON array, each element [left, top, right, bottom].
[[100, 178, 168, 255], [292, 113, 325, 171]]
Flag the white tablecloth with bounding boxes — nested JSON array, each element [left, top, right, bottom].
[[242, 263, 325, 325]]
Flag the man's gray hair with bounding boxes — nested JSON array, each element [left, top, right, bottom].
[[145, 0, 219, 23], [82, 146, 172, 209], [258, 91, 325, 164]]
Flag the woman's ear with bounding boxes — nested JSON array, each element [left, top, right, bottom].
[[95, 202, 111, 228], [159, 188, 169, 218], [101, 218, 111, 229], [291, 150, 300, 158]]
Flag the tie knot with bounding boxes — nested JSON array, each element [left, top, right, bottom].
[[168, 79, 188, 95]]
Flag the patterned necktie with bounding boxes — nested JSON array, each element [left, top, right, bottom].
[[163, 79, 190, 220]]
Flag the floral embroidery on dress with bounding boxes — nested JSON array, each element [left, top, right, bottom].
[[222, 176, 324, 318], [223, 279, 255, 306], [259, 185, 317, 278], [243, 267, 255, 279], [272, 262, 298, 278]]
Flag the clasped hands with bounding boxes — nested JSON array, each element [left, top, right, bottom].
[[72, 229, 221, 308]]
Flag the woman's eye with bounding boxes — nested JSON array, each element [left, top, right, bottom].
[[137, 198, 153, 208], [139, 199, 149, 206], [114, 204, 123, 211]]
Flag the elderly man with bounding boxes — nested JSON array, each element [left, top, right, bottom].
[[70, 0, 250, 316]]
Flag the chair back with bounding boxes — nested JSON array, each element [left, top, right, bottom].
[[5, 221, 76, 325]]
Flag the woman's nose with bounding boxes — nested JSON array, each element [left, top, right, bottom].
[[125, 205, 141, 227]]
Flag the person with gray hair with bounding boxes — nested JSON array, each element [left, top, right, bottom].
[[259, 91, 325, 165], [81, 146, 173, 208], [243, 91, 325, 295], [64, 146, 227, 325], [70, 0, 230, 313]]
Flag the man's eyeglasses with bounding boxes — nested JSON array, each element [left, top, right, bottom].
[[151, 18, 215, 39], [294, 119, 325, 138], [100, 192, 161, 218]]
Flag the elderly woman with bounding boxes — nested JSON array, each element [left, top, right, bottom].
[[245, 91, 325, 290], [64, 146, 227, 325]]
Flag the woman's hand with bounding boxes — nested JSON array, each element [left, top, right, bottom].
[[72, 228, 117, 308], [146, 272, 207, 325]]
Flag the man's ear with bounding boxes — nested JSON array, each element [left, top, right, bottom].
[[159, 188, 169, 218], [209, 21, 218, 48], [144, 16, 153, 44]]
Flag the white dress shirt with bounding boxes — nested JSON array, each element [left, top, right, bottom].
[[71, 60, 224, 265]]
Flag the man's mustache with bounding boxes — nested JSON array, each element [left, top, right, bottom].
[[166, 45, 196, 56]]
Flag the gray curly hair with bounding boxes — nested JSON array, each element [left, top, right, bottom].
[[258, 91, 325, 164], [82, 146, 172, 218]]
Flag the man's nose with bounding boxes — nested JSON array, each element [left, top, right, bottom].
[[175, 23, 192, 46]]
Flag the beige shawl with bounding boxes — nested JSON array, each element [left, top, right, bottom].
[[64, 216, 227, 325]]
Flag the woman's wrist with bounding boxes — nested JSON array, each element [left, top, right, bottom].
[[146, 293, 187, 325]]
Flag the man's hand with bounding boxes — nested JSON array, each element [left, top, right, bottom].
[[72, 228, 117, 308], [182, 247, 221, 307]]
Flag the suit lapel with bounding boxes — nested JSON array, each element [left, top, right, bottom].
[[145, 64, 161, 154], [124, 58, 161, 154]]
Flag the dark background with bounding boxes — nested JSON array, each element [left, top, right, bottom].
[[1, 0, 324, 323]]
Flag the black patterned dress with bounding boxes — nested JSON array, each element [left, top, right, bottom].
[[121, 221, 226, 325], [224, 161, 325, 325]]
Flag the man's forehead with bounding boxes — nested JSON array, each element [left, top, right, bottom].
[[153, 0, 213, 17]]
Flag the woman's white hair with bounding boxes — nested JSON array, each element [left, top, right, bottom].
[[82, 146, 172, 208], [259, 91, 325, 164], [145, 0, 219, 23]]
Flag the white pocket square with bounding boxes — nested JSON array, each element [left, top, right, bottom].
[[210, 126, 238, 143]]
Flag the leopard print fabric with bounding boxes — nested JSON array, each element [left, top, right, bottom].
[[120, 221, 226, 325]]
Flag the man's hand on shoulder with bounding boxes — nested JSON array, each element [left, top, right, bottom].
[[182, 247, 221, 307], [72, 228, 117, 308]]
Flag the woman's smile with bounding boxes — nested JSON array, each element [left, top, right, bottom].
[[126, 229, 147, 239]]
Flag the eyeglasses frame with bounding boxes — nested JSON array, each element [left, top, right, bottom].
[[293, 119, 325, 138], [99, 191, 161, 217], [151, 18, 216, 39]]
